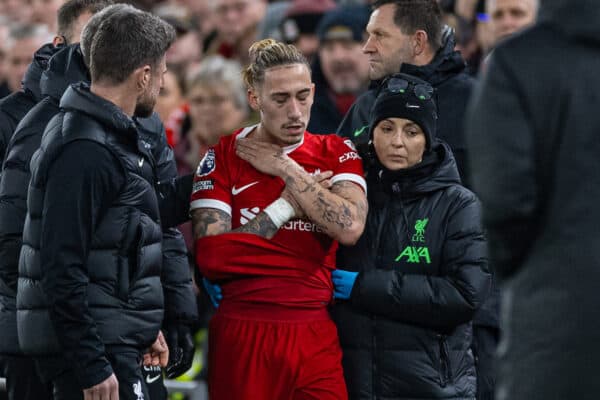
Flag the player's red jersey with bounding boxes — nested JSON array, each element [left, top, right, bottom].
[[191, 125, 366, 312]]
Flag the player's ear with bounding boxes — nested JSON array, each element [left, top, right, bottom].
[[247, 88, 260, 111]]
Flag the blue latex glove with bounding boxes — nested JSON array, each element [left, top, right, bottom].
[[202, 278, 222, 308], [332, 269, 359, 300]]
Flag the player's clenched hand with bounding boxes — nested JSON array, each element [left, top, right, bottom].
[[235, 138, 297, 177], [83, 373, 118, 400], [143, 330, 169, 368]]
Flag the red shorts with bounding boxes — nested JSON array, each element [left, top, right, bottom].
[[208, 308, 348, 400]]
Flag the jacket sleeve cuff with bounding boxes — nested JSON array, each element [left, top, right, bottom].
[[76, 357, 114, 390]]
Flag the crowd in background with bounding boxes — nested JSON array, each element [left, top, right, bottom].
[[0, 0, 541, 398], [0, 0, 539, 176]]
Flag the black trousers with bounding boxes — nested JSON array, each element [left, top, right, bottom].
[[52, 350, 152, 400], [141, 365, 167, 400], [0, 355, 52, 400], [473, 325, 499, 400]]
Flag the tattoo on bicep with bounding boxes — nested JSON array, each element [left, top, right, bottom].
[[234, 212, 279, 239], [192, 209, 232, 238]]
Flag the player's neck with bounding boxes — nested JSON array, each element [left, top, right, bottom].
[[254, 123, 283, 147]]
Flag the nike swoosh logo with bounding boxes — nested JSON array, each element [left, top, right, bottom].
[[353, 125, 368, 137], [145, 374, 160, 384], [232, 181, 259, 195], [138, 158, 144, 167]]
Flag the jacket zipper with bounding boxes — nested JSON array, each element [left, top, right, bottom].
[[438, 334, 452, 386]]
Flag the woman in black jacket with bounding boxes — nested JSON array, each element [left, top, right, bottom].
[[332, 73, 491, 400]]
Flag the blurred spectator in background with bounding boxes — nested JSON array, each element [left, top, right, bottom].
[[0, 0, 33, 24], [156, 68, 186, 126], [4, 24, 52, 95], [176, 0, 216, 35], [279, 0, 336, 63], [208, 0, 267, 64], [28, 0, 64, 33], [486, 0, 538, 47], [154, 3, 203, 75], [308, 5, 370, 134], [185, 55, 249, 174], [443, 11, 483, 75], [257, 0, 290, 42], [0, 23, 52, 162], [467, 0, 600, 398]]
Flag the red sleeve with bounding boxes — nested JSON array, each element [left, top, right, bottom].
[[190, 138, 233, 215], [327, 136, 367, 193]]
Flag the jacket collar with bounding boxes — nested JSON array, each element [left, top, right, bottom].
[[40, 44, 89, 101], [60, 82, 138, 138]]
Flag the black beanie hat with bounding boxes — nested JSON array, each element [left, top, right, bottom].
[[369, 73, 438, 149]]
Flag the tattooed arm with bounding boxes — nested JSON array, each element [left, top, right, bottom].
[[191, 208, 280, 240], [281, 168, 367, 245], [235, 139, 368, 245]]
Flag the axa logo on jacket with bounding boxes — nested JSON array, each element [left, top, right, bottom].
[[396, 218, 431, 264]]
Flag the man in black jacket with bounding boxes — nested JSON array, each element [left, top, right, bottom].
[[466, 0, 600, 398], [16, 7, 184, 400], [80, 5, 198, 394], [0, 3, 114, 400], [336, 1, 499, 399]]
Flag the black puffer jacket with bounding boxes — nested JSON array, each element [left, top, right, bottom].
[[0, 45, 196, 356], [135, 115, 198, 326], [18, 83, 163, 386], [0, 43, 58, 164], [333, 142, 490, 400]]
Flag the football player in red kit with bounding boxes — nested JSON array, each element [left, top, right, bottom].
[[190, 39, 368, 400]]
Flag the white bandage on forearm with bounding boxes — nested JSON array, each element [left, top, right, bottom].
[[263, 197, 295, 228]]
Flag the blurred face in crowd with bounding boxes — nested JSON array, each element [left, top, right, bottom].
[[214, 0, 266, 44], [363, 3, 415, 81], [249, 63, 314, 147], [28, 0, 64, 31], [319, 38, 370, 94], [5, 35, 46, 92], [373, 117, 426, 170], [294, 34, 319, 64], [135, 56, 167, 118], [0, 0, 32, 22], [188, 82, 247, 145], [155, 70, 184, 122], [166, 30, 202, 70], [487, 0, 538, 43]]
